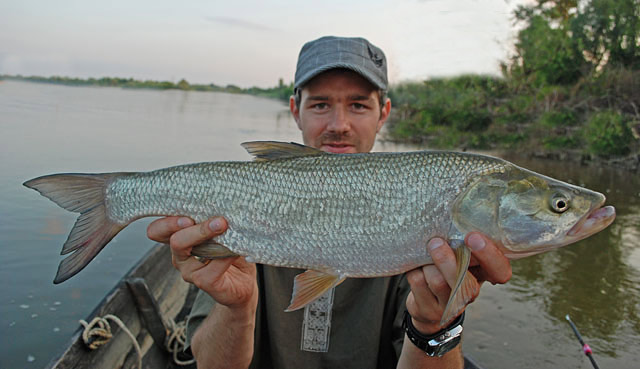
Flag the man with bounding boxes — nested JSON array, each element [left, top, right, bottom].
[[147, 36, 512, 368]]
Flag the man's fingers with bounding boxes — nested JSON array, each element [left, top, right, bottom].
[[169, 217, 229, 258], [191, 257, 238, 289], [426, 238, 459, 288], [406, 265, 451, 333], [172, 253, 237, 289], [465, 232, 512, 284], [147, 216, 194, 243], [422, 264, 452, 306]]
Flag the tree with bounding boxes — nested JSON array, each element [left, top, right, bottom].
[[504, 0, 640, 85], [572, 0, 640, 70], [177, 79, 190, 90]]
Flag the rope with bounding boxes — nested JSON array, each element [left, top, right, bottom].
[[165, 319, 196, 366], [79, 314, 195, 367], [79, 314, 142, 369]]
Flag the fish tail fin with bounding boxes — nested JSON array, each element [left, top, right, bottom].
[[440, 244, 479, 326], [23, 173, 128, 283]]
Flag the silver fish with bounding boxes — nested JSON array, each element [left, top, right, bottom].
[[24, 141, 615, 324]]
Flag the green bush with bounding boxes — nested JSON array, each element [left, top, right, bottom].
[[448, 109, 492, 132], [543, 135, 579, 150], [538, 109, 577, 127], [388, 75, 504, 141], [584, 110, 633, 156]]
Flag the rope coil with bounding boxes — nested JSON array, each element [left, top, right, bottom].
[[79, 314, 194, 367], [165, 319, 196, 366], [80, 314, 142, 369]]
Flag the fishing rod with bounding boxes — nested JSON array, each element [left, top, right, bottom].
[[565, 314, 600, 369]]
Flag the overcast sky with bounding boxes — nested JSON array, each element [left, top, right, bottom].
[[0, 0, 528, 88]]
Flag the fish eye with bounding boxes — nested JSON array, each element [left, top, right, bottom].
[[550, 194, 570, 213]]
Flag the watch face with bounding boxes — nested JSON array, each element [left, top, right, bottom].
[[427, 325, 464, 357], [430, 335, 462, 357]]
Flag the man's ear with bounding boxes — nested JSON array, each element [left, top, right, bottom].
[[376, 98, 391, 133], [290, 95, 302, 130]]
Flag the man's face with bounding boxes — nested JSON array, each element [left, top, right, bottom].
[[290, 69, 391, 154]]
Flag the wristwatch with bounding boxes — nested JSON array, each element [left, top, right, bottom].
[[402, 310, 465, 357]]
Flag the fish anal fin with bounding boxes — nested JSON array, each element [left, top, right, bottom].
[[285, 270, 345, 312], [191, 241, 238, 259], [241, 141, 325, 161], [440, 244, 478, 325]]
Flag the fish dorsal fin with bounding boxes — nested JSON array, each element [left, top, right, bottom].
[[241, 141, 325, 161]]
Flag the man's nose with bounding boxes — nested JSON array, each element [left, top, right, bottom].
[[327, 107, 350, 133]]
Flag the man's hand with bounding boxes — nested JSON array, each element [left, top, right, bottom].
[[405, 232, 512, 334], [148, 216, 258, 368], [147, 216, 258, 309]]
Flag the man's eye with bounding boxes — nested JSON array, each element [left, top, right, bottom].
[[312, 103, 328, 110], [352, 103, 366, 110]]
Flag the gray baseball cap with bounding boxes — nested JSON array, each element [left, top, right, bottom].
[[294, 36, 388, 91]]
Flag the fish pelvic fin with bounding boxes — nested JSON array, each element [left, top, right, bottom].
[[440, 244, 478, 326], [23, 173, 129, 284], [191, 240, 238, 259], [285, 270, 345, 312], [241, 141, 325, 161]]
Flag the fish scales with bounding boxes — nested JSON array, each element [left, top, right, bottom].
[[105, 151, 507, 277]]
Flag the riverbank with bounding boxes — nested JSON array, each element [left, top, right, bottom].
[[385, 72, 640, 172], [383, 0, 640, 172]]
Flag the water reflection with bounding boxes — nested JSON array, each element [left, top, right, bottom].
[[501, 156, 640, 357]]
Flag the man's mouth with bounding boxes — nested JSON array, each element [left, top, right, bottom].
[[321, 142, 356, 153]]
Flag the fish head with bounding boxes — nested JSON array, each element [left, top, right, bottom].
[[452, 166, 616, 258]]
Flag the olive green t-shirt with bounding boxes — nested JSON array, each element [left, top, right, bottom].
[[186, 265, 410, 369]]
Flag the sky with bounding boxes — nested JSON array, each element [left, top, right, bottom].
[[0, 0, 529, 88]]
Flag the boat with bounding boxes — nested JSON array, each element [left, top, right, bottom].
[[45, 243, 485, 369], [46, 243, 197, 369]]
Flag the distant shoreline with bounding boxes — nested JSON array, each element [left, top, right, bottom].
[[0, 74, 294, 102]]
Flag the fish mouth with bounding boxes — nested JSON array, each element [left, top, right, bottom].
[[567, 205, 616, 239]]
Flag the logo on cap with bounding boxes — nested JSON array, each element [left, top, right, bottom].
[[367, 45, 384, 68]]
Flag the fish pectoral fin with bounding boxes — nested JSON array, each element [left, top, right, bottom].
[[440, 244, 479, 326], [285, 270, 345, 312], [191, 241, 238, 259], [241, 141, 326, 161]]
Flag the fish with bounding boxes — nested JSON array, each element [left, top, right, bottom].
[[24, 141, 616, 324]]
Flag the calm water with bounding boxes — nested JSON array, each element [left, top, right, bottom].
[[1, 80, 638, 368]]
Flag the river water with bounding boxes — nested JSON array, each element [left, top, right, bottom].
[[1, 80, 638, 368]]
